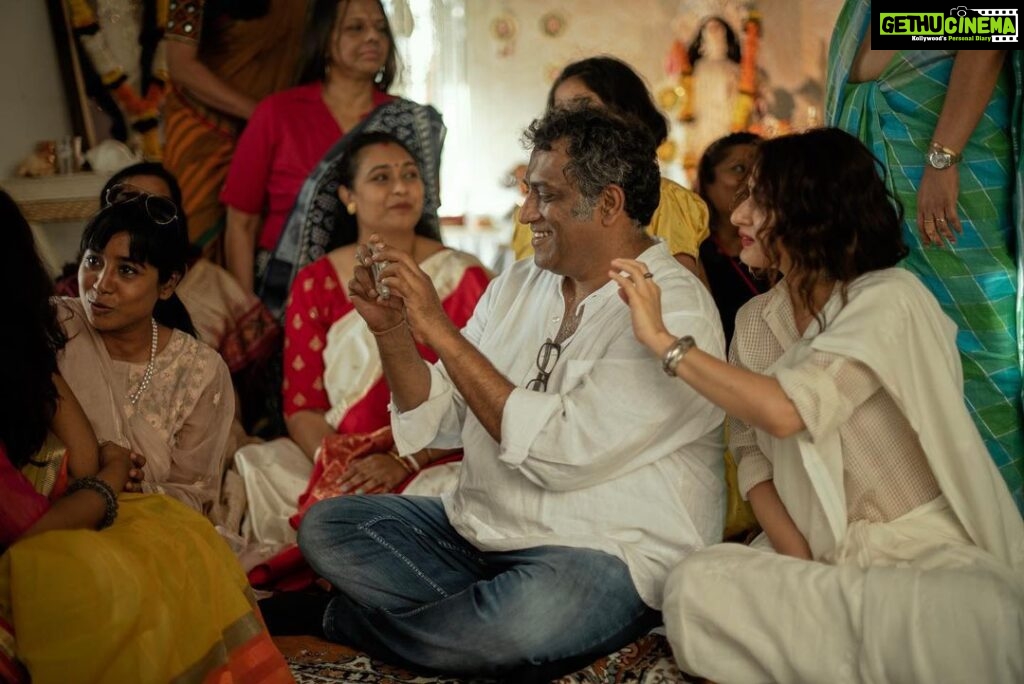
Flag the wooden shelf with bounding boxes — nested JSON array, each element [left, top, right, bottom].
[[1, 172, 110, 223]]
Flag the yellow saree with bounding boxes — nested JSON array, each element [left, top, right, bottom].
[[0, 439, 293, 684]]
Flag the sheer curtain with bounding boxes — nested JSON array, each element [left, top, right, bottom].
[[384, 0, 469, 218]]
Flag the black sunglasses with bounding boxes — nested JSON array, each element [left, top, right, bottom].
[[525, 339, 561, 392], [104, 183, 179, 225]]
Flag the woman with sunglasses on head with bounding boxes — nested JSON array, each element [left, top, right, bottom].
[[55, 187, 236, 526], [58, 163, 281, 385], [611, 128, 1024, 683], [235, 131, 488, 574], [510, 55, 710, 283], [106, 164, 280, 439], [0, 191, 291, 683]]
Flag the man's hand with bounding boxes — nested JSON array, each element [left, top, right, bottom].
[[372, 239, 460, 349], [349, 239, 407, 333]]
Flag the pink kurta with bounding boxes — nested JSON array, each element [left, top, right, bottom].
[[56, 299, 235, 523]]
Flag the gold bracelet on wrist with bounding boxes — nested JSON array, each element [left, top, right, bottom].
[[388, 450, 414, 475], [401, 452, 422, 473]]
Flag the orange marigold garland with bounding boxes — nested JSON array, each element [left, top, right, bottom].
[[65, 0, 168, 160], [731, 11, 760, 132]]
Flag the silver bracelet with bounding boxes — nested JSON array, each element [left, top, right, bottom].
[[66, 476, 118, 529], [662, 335, 696, 377]]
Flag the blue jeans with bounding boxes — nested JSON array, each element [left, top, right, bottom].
[[298, 495, 660, 681]]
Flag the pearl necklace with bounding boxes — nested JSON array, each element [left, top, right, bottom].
[[128, 318, 159, 406]]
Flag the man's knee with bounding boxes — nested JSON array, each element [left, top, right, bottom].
[[298, 495, 388, 560]]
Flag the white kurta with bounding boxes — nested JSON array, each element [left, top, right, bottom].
[[393, 242, 727, 608], [664, 269, 1024, 683]]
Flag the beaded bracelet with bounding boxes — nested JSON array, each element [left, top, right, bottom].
[[66, 476, 118, 529]]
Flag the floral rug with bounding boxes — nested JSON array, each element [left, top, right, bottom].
[[276, 633, 692, 683]]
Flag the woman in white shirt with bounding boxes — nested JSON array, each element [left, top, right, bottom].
[[611, 127, 1024, 684]]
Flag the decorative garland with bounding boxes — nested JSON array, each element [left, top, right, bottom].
[[731, 11, 761, 132], [65, 0, 169, 160]]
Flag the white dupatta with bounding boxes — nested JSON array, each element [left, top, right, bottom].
[[766, 269, 1024, 569]]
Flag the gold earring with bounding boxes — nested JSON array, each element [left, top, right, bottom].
[[346, 202, 357, 215]]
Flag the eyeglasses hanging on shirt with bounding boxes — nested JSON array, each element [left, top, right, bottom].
[[525, 297, 584, 392], [526, 340, 561, 392]]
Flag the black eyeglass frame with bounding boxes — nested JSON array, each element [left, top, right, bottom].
[[525, 339, 561, 392], [104, 183, 179, 226]]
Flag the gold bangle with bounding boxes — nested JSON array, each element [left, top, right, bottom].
[[402, 452, 422, 473], [929, 140, 960, 157], [389, 450, 414, 474]]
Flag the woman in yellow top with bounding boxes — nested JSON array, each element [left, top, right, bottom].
[[511, 56, 709, 279]]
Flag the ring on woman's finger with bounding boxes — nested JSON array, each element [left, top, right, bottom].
[[642, 272, 654, 280], [935, 218, 947, 223], [922, 219, 935, 223], [354, 487, 366, 495]]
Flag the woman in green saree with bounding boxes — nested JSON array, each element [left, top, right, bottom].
[[826, 0, 1024, 510]]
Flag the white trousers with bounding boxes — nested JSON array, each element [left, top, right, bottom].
[[664, 538, 1024, 684]]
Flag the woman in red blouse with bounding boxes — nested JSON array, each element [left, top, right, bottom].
[[221, 0, 399, 293], [234, 131, 489, 551]]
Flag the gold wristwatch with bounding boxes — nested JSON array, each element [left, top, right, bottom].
[[926, 141, 962, 170]]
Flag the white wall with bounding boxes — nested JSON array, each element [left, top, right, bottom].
[[0, 3, 72, 177], [462, 0, 678, 218], [460, 0, 843, 220], [0, 0, 842, 225]]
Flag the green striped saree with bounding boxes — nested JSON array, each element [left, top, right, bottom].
[[826, 0, 1023, 511]]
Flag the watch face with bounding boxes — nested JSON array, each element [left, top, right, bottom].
[[928, 149, 952, 169]]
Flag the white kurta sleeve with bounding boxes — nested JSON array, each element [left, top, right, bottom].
[[390, 275, 496, 455], [728, 339, 774, 498], [775, 351, 881, 443]]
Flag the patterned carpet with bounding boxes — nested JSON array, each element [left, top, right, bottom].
[[276, 633, 692, 683]]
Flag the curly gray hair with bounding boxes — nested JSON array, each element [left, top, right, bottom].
[[522, 105, 661, 227]]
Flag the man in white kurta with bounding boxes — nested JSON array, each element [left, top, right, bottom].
[[297, 106, 726, 680]]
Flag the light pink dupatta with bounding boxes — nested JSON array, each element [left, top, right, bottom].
[[55, 298, 235, 520]]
